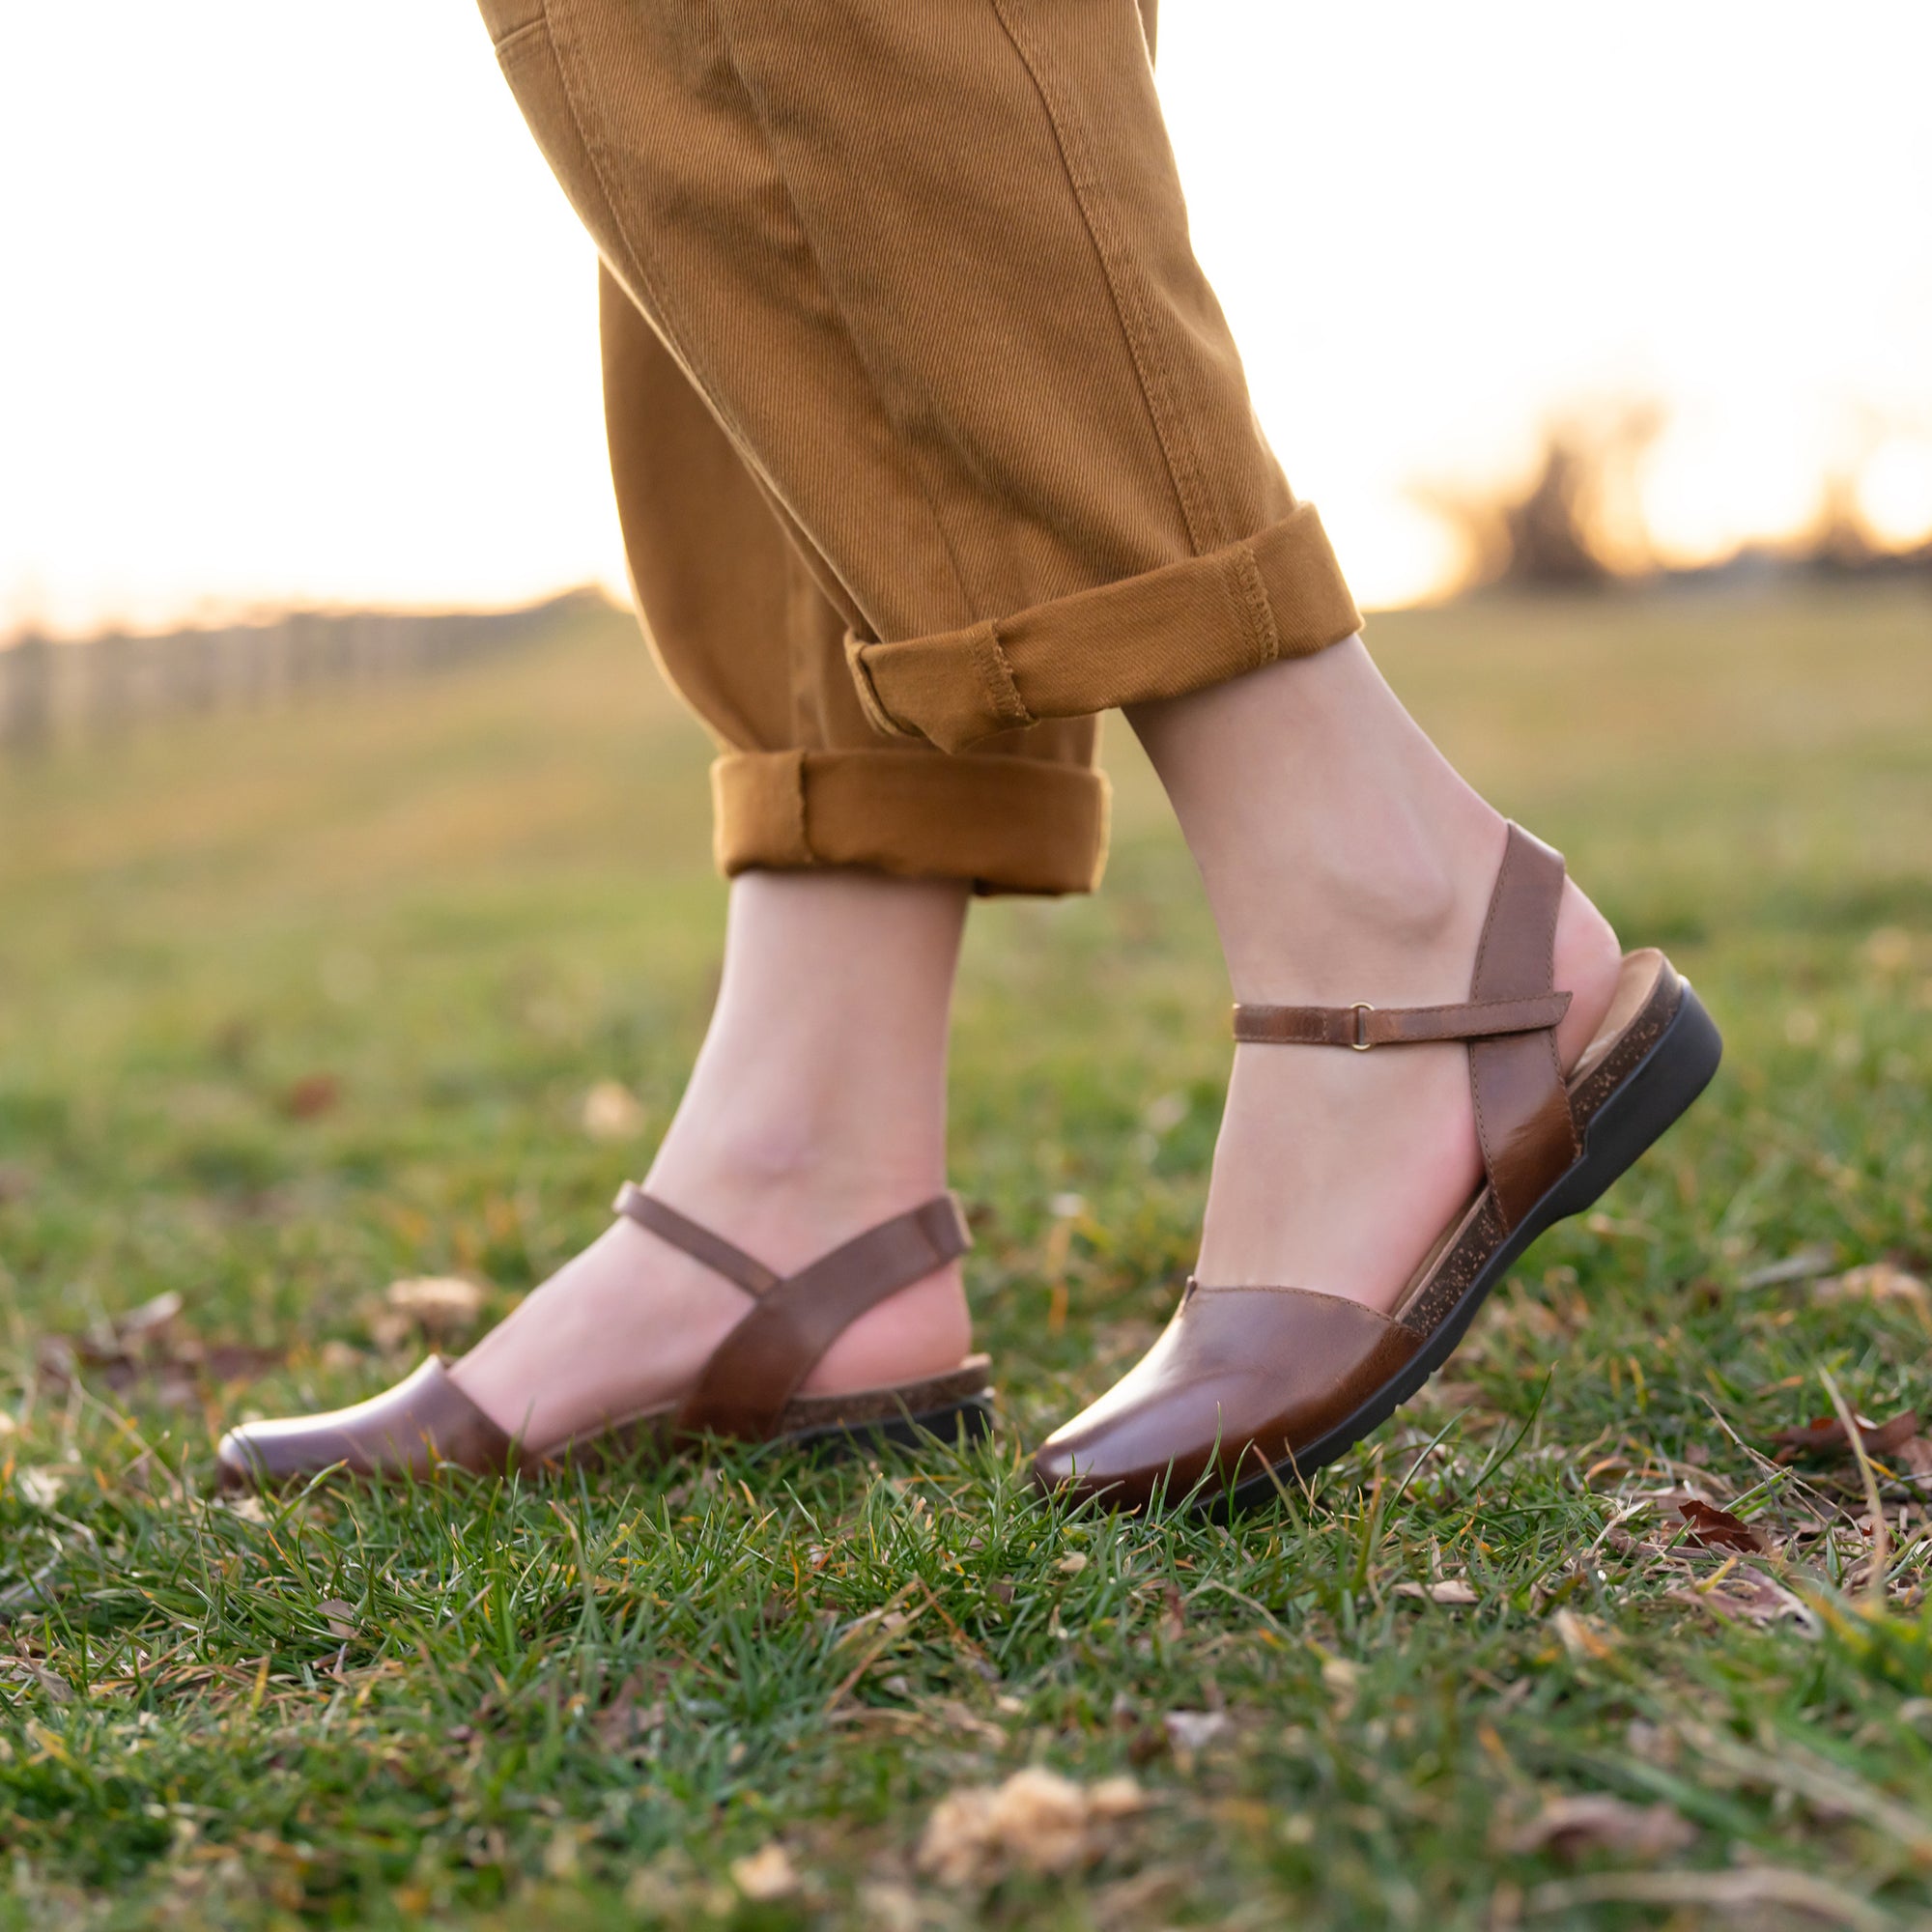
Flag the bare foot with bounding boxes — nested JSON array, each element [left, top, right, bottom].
[[1132, 637, 1626, 1310], [448, 869, 973, 1447]]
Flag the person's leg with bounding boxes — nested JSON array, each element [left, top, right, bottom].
[[465, 0, 1711, 1498], [434, 284, 1103, 1449], [451, 868, 971, 1444], [1128, 640, 1624, 1314]]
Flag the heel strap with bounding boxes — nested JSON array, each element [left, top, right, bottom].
[[612, 1184, 971, 1440]]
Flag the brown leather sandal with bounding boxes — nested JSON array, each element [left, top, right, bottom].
[[216, 1188, 992, 1490], [1033, 823, 1721, 1514]]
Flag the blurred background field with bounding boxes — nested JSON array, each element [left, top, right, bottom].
[[2, 582, 1930, 1927]]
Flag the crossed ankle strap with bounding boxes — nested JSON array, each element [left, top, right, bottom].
[[1229, 823, 1582, 1231], [611, 1182, 971, 1439]]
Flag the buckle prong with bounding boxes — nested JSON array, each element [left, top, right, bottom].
[[1350, 1003, 1375, 1050]]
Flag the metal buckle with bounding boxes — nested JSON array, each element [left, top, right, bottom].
[[1350, 1003, 1376, 1050]]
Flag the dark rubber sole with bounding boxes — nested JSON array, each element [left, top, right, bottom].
[[779, 1395, 996, 1461], [1210, 980, 1723, 1516]]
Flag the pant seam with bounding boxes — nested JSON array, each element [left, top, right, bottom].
[[1227, 541, 1282, 670], [986, 0, 1219, 555], [967, 624, 1036, 730]]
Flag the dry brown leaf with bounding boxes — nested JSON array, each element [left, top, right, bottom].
[[384, 1277, 487, 1340], [0, 1659, 72, 1703], [1813, 1262, 1930, 1318], [313, 1599, 357, 1641], [1506, 1793, 1695, 1861], [1163, 1709, 1231, 1753], [1738, 1246, 1837, 1291], [35, 1294, 280, 1406], [581, 1080, 645, 1141], [594, 1672, 666, 1753], [1396, 1578, 1481, 1605], [1676, 1499, 1768, 1553], [916, 1768, 1145, 1887], [117, 1291, 185, 1341], [1770, 1409, 1919, 1464], [1551, 1609, 1617, 1661], [1668, 1570, 1814, 1628], [1160, 1580, 1185, 1641], [729, 1844, 799, 1902], [14, 1468, 67, 1509], [282, 1073, 341, 1120]]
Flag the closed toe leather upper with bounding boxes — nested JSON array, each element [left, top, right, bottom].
[[216, 1356, 521, 1490], [1033, 1286, 1420, 1509]]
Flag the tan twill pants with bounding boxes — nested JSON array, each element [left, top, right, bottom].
[[488, 0, 1361, 895]]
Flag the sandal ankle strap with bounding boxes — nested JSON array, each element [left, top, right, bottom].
[[1233, 991, 1571, 1048], [1230, 823, 1581, 1231]]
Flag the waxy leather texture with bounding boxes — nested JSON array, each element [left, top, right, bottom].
[[218, 1191, 982, 1490], [1034, 824, 1696, 1510]]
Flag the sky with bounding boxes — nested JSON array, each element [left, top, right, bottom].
[[4, 3, 1930, 640]]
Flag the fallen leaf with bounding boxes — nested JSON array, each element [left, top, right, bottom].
[[283, 1073, 341, 1120], [34, 1294, 281, 1406], [1507, 1793, 1694, 1861], [1056, 1551, 1089, 1576], [116, 1291, 184, 1341], [1396, 1578, 1481, 1605], [1668, 1571, 1816, 1629], [729, 1844, 798, 1902], [1813, 1263, 1929, 1319], [1738, 1247, 1836, 1291], [14, 1468, 67, 1509], [594, 1672, 665, 1753], [1163, 1710, 1232, 1753], [916, 1768, 1145, 1887], [1677, 1499, 1768, 1553], [581, 1080, 645, 1141], [1770, 1410, 1919, 1464], [1552, 1609, 1616, 1661], [0, 1660, 72, 1704], [1321, 1656, 1360, 1701], [384, 1277, 486, 1339], [313, 1599, 357, 1641], [200, 1344, 283, 1384], [1160, 1580, 1185, 1641]]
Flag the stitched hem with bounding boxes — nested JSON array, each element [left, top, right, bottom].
[[711, 749, 1110, 896], [846, 500, 1361, 753]]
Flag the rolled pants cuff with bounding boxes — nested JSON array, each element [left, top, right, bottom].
[[846, 502, 1361, 753], [713, 750, 1110, 896]]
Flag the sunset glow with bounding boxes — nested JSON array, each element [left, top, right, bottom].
[[3, 2, 1928, 638]]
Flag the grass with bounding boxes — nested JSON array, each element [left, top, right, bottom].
[[2, 581, 1930, 1930]]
